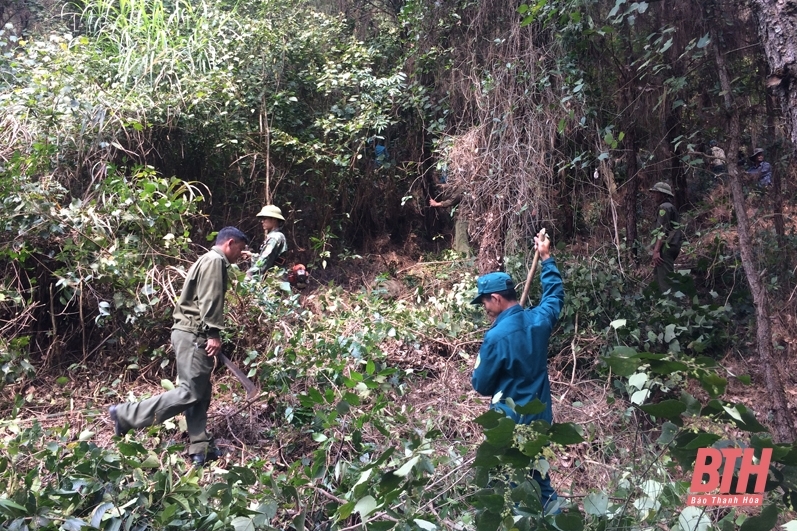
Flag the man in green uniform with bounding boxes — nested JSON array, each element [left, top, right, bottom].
[[429, 182, 470, 255], [649, 182, 682, 292], [245, 205, 288, 279], [470, 230, 565, 512], [109, 226, 249, 466]]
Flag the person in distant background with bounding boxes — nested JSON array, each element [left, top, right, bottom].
[[708, 140, 726, 175], [746, 148, 772, 189], [649, 182, 682, 293], [245, 205, 288, 279], [430, 179, 470, 255]]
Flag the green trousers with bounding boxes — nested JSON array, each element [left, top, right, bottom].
[[654, 245, 681, 293], [115, 330, 215, 455]]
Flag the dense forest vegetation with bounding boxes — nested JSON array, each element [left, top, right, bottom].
[[1, 0, 797, 530]]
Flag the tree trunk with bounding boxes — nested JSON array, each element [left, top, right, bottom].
[[766, 90, 787, 251], [624, 130, 639, 260], [753, 0, 797, 150], [665, 110, 688, 209], [713, 25, 795, 443], [475, 207, 506, 275]]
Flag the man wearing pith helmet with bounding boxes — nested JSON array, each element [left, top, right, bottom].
[[246, 205, 288, 279], [649, 182, 683, 292], [470, 230, 565, 513]]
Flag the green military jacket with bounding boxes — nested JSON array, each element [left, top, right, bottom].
[[654, 201, 682, 251], [247, 229, 288, 278], [172, 247, 230, 339]]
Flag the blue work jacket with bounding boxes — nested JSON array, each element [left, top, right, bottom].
[[471, 258, 565, 424]]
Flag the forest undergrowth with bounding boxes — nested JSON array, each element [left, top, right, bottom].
[[3, 181, 797, 531]]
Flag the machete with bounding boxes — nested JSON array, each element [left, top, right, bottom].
[[219, 353, 259, 400]]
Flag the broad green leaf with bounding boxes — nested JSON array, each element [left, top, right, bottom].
[[679, 505, 712, 531], [628, 372, 648, 390], [337, 502, 355, 521], [62, 518, 89, 531], [609, 319, 626, 329], [161, 379, 175, 391], [640, 399, 686, 420], [657, 421, 679, 444], [484, 418, 516, 448], [516, 399, 546, 415], [354, 495, 377, 518], [0, 498, 26, 516], [231, 516, 255, 531], [611, 346, 638, 357], [414, 519, 437, 531], [140, 453, 160, 468], [781, 520, 797, 531], [394, 456, 419, 477], [584, 491, 609, 516], [476, 510, 502, 531], [740, 504, 779, 531], [664, 324, 677, 343], [555, 512, 584, 531], [604, 356, 641, 377], [474, 409, 504, 429], [631, 389, 650, 405], [549, 423, 584, 445]]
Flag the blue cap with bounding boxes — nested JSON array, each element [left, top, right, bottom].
[[470, 272, 514, 304]]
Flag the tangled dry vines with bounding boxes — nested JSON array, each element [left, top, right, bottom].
[[439, 2, 576, 273]]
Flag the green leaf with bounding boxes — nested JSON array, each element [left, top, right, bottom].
[[610, 319, 626, 329], [516, 399, 546, 415], [584, 491, 609, 516], [737, 374, 752, 385], [62, 518, 89, 531], [394, 456, 419, 477], [680, 391, 702, 416], [161, 379, 175, 391], [740, 504, 778, 531], [678, 506, 712, 531], [781, 520, 797, 531], [657, 422, 679, 445], [140, 453, 161, 468], [414, 519, 437, 531], [474, 409, 504, 429], [604, 356, 641, 376], [549, 423, 584, 445], [683, 432, 721, 449], [696, 33, 710, 49], [0, 498, 27, 516], [337, 502, 355, 521], [640, 399, 686, 420], [476, 510, 502, 531], [664, 324, 677, 343], [611, 346, 638, 357], [354, 495, 378, 518], [500, 448, 532, 468], [555, 512, 585, 531], [484, 418, 516, 448], [231, 517, 255, 531], [697, 372, 727, 398]]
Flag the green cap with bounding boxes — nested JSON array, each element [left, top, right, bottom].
[[649, 182, 674, 197], [470, 272, 514, 305]]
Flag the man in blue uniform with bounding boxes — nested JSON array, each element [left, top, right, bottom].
[[470, 230, 565, 511]]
